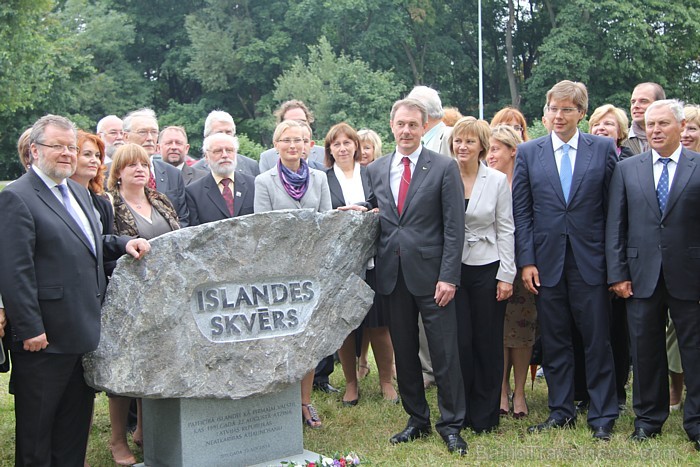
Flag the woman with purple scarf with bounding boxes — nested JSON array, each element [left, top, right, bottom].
[[254, 119, 332, 428]]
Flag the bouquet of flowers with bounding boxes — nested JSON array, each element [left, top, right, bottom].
[[281, 452, 361, 466]]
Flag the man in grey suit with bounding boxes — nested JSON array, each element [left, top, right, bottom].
[[193, 110, 260, 177], [258, 100, 325, 172], [341, 98, 467, 454], [607, 99, 700, 448], [405, 85, 453, 389], [0, 115, 150, 465], [157, 126, 207, 185], [186, 132, 255, 225], [123, 108, 190, 226]]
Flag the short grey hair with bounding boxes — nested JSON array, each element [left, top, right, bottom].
[[30, 115, 77, 145], [646, 99, 685, 123], [123, 108, 157, 132], [407, 86, 444, 120], [390, 98, 428, 125], [202, 133, 239, 154], [96, 115, 122, 134], [204, 110, 236, 138]]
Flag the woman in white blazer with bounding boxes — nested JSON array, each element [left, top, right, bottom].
[[254, 120, 331, 429], [450, 117, 515, 433]]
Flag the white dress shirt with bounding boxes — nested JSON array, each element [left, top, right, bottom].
[[551, 130, 579, 174], [390, 146, 422, 206], [652, 145, 681, 189]]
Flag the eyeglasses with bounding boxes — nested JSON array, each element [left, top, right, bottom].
[[546, 106, 580, 115], [511, 125, 524, 132], [277, 138, 304, 145], [128, 129, 159, 137], [210, 148, 236, 156], [35, 142, 79, 154]]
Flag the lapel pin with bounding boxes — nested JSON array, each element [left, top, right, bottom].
[[235, 191, 241, 197], [422, 166, 427, 170]]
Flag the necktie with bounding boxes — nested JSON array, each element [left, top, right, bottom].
[[397, 157, 411, 214], [656, 158, 671, 214], [148, 171, 157, 190], [56, 184, 95, 254], [221, 178, 234, 216], [559, 143, 572, 202]]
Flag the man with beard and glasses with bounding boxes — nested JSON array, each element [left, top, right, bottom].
[[0, 114, 150, 465], [185, 132, 255, 226]]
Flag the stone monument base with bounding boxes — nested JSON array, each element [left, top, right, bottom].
[[141, 383, 305, 466]]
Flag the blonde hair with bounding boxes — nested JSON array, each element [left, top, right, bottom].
[[490, 124, 522, 150], [449, 117, 491, 161], [546, 80, 588, 116], [588, 105, 629, 147], [357, 129, 383, 161], [273, 120, 305, 143]]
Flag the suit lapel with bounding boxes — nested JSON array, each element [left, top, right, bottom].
[[360, 165, 371, 200], [204, 175, 231, 218], [568, 133, 593, 202], [326, 169, 345, 206], [382, 154, 399, 216], [401, 148, 431, 216], [232, 176, 248, 217], [153, 160, 167, 190], [31, 173, 96, 256], [69, 181, 100, 257], [536, 138, 567, 205], [466, 164, 487, 217], [664, 149, 696, 219], [635, 152, 660, 218]]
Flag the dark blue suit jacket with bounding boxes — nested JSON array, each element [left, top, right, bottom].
[[513, 132, 617, 287], [606, 148, 700, 300], [185, 172, 255, 226], [0, 171, 129, 354], [153, 159, 190, 227]]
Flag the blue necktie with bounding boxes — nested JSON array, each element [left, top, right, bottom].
[[656, 158, 671, 214], [559, 143, 572, 202], [56, 184, 95, 254]]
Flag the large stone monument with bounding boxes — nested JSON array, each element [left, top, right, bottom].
[[84, 209, 379, 466]]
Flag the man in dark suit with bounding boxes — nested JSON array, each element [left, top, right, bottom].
[[513, 80, 619, 440], [157, 126, 207, 185], [123, 108, 190, 226], [186, 132, 255, 225], [193, 110, 260, 177], [606, 99, 700, 448], [0, 115, 150, 465], [341, 98, 467, 454]]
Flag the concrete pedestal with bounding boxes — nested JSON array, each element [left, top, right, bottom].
[[142, 383, 304, 466]]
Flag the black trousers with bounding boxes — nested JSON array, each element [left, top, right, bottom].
[[385, 264, 465, 436], [455, 261, 505, 432], [12, 352, 94, 467], [627, 272, 700, 438], [537, 243, 618, 428]]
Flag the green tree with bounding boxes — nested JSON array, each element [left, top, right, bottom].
[[268, 37, 405, 144]]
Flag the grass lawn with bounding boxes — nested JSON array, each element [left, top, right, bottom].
[[0, 357, 696, 466]]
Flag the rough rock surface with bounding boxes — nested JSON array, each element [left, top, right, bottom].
[[83, 209, 379, 399]]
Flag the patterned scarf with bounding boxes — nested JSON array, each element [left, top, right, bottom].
[[278, 158, 309, 201]]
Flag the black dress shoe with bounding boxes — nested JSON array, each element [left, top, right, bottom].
[[342, 398, 359, 407], [691, 435, 700, 451], [574, 400, 589, 414], [630, 427, 659, 441], [389, 425, 431, 444], [313, 382, 339, 393], [527, 417, 575, 433], [441, 433, 467, 455], [592, 425, 613, 441]]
